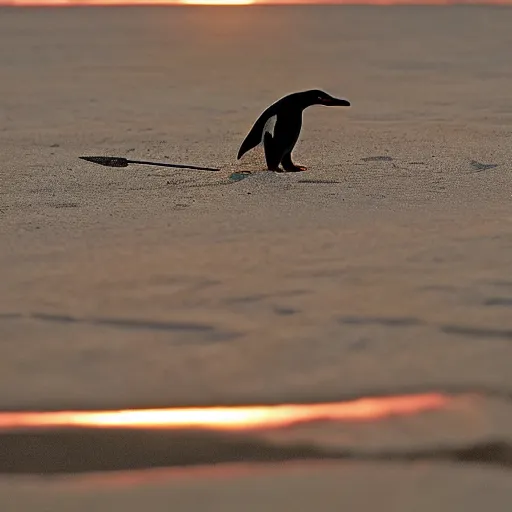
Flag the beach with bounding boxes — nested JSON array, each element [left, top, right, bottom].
[[1, 4, 512, 509]]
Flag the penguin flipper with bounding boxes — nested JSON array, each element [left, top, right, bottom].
[[237, 106, 277, 160]]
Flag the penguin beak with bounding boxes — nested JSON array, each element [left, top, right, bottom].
[[323, 97, 351, 107]]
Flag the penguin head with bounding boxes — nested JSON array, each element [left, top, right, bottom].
[[302, 89, 351, 108]]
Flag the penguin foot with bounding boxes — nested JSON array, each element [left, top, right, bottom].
[[282, 164, 307, 172]]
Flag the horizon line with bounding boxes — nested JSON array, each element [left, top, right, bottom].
[[2, 0, 512, 5]]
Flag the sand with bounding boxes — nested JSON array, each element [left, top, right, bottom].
[[1, 4, 512, 510]]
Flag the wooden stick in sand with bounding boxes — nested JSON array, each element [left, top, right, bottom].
[[79, 156, 220, 172]]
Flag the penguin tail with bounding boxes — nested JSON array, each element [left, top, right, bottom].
[[237, 135, 259, 160], [237, 105, 276, 160]]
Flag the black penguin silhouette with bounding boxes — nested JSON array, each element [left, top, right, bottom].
[[237, 90, 350, 172]]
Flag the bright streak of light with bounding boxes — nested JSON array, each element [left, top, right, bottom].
[[0, 393, 449, 431], [181, 0, 254, 4], [6, 0, 255, 4]]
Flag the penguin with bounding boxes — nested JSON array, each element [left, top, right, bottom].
[[237, 89, 350, 172]]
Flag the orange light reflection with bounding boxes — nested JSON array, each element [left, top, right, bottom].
[[5, 0, 512, 4], [0, 393, 449, 431], [181, 0, 254, 4], [7, 0, 256, 4]]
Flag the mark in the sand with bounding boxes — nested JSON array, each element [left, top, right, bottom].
[[277, 289, 310, 298], [361, 156, 393, 162], [49, 143, 60, 148], [224, 294, 269, 305], [470, 160, 498, 172], [284, 266, 349, 279], [90, 317, 216, 333], [440, 324, 512, 340], [409, 162, 426, 165], [229, 171, 252, 182], [31, 313, 78, 323], [338, 316, 423, 327], [484, 297, 512, 307], [224, 290, 309, 306], [51, 202, 79, 209], [22, 312, 235, 340], [273, 306, 298, 316], [298, 179, 341, 184]]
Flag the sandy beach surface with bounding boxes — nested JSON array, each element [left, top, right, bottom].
[[1, 5, 512, 510]]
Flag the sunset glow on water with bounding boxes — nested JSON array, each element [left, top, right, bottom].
[[0, 393, 449, 431]]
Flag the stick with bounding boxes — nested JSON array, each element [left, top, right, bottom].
[[79, 156, 220, 172]]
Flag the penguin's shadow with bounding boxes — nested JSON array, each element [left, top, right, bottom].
[[229, 168, 306, 183]]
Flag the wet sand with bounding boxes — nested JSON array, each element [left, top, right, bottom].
[[1, 4, 512, 510], [2, 461, 510, 512]]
